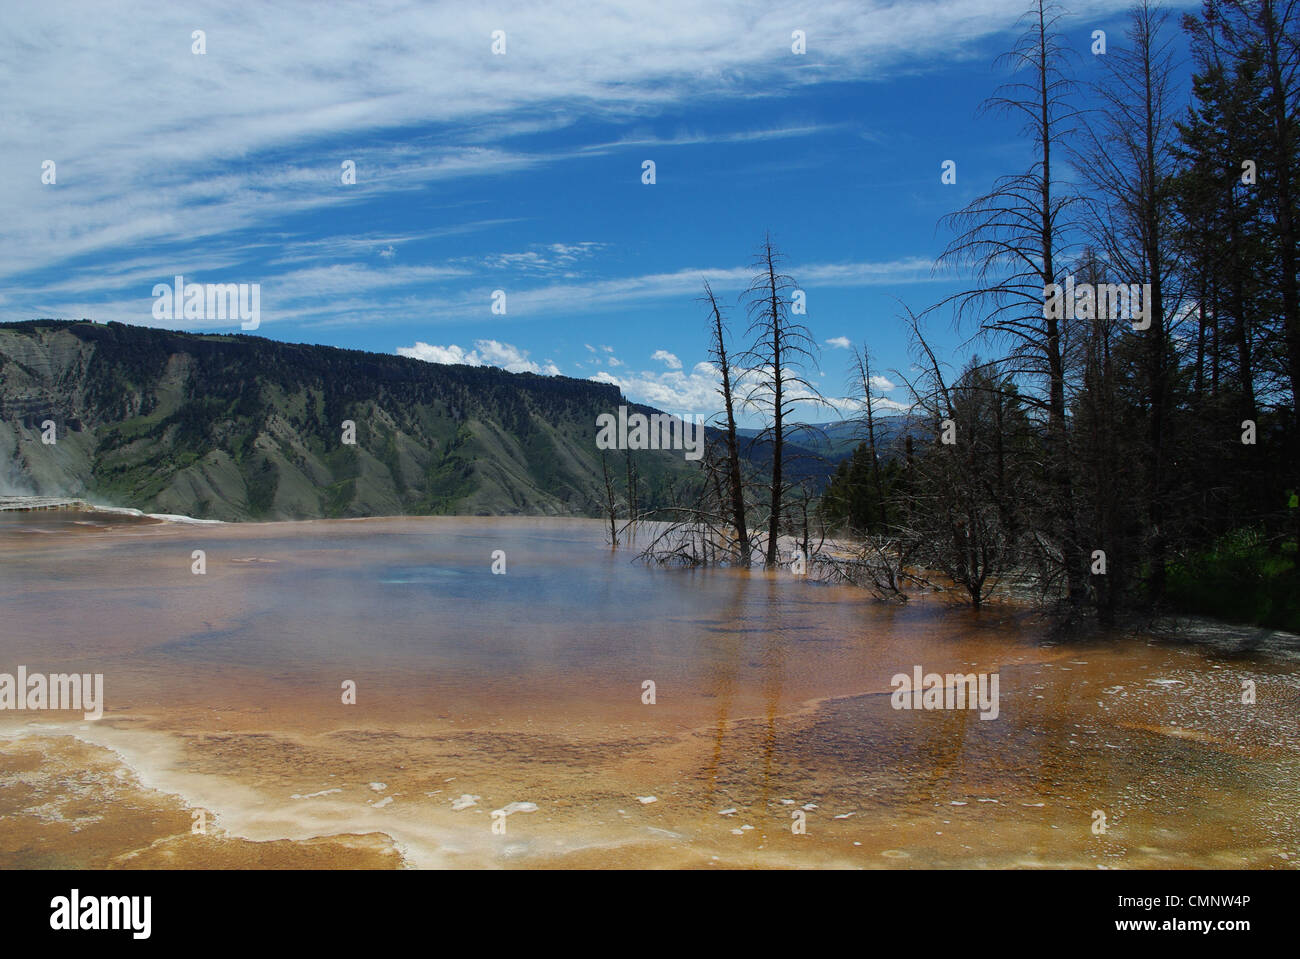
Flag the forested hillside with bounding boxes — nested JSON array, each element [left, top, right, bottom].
[[0, 320, 698, 520]]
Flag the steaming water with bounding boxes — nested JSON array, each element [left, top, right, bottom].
[[0, 512, 1296, 869]]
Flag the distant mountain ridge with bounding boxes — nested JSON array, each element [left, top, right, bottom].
[[735, 415, 912, 460], [0, 320, 697, 521]]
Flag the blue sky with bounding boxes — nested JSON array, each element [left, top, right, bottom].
[[2, 0, 1194, 425]]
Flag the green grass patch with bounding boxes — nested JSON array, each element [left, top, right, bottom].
[[1166, 529, 1300, 632]]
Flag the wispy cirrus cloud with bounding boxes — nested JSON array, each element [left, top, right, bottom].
[[2, 0, 1133, 301], [12, 252, 936, 332]]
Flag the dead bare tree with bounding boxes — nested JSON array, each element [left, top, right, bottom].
[[850, 344, 890, 532], [891, 307, 1024, 608], [814, 535, 927, 601], [737, 233, 826, 568], [635, 435, 738, 567], [601, 452, 619, 546], [701, 279, 751, 566], [937, 0, 1090, 607]]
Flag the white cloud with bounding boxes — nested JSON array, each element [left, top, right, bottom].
[[395, 338, 907, 422], [831, 395, 914, 416], [652, 349, 682, 369], [0, 0, 1136, 289], [8, 235, 939, 330], [477, 242, 604, 275], [590, 358, 827, 420], [364, 256, 936, 326], [590, 363, 721, 415], [397, 342, 474, 365], [826, 336, 852, 349], [396, 338, 558, 375]]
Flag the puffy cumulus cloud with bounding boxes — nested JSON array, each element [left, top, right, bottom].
[[652, 349, 682, 369], [829, 394, 914, 416], [396, 338, 560, 376], [593, 357, 883, 421], [398, 342, 474, 365], [826, 336, 852, 349], [589, 359, 719, 415], [393, 335, 913, 421], [821, 366, 912, 416]]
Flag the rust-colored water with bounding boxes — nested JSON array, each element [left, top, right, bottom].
[[0, 513, 1296, 869]]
